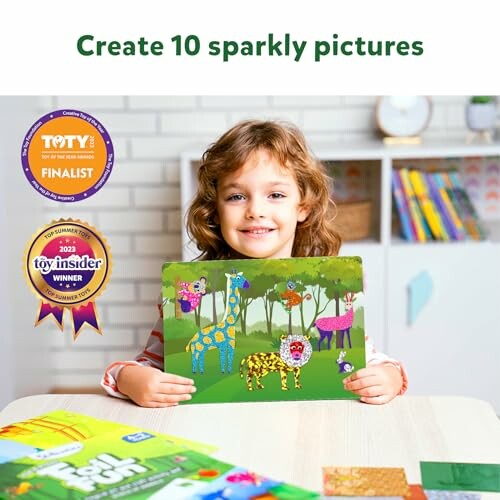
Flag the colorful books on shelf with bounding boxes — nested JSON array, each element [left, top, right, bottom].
[[446, 171, 487, 241], [392, 169, 415, 241], [425, 172, 466, 241], [395, 168, 429, 242], [409, 169, 449, 241], [0, 410, 318, 499], [391, 168, 487, 243]]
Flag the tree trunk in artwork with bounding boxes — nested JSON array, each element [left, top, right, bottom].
[[194, 295, 202, 327], [212, 289, 217, 323], [175, 276, 181, 319], [335, 292, 342, 348], [263, 294, 271, 336]]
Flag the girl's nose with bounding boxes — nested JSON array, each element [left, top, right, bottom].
[[245, 198, 266, 219]]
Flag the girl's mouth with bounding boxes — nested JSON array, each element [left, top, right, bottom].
[[241, 228, 275, 235]]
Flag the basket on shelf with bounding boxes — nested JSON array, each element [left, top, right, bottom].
[[334, 200, 372, 241]]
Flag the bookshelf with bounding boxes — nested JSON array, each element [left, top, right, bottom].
[[180, 140, 500, 412]]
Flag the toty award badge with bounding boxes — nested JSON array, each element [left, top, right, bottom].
[[24, 219, 111, 340]]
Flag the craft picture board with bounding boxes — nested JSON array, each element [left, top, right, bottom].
[[0, 429, 318, 499], [162, 256, 366, 404], [321, 466, 410, 497], [0, 410, 217, 464], [420, 462, 500, 493]]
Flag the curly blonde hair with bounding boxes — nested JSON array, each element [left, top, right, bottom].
[[186, 120, 341, 260]]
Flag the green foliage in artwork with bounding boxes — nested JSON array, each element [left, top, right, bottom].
[[163, 317, 200, 339], [162, 256, 366, 403]]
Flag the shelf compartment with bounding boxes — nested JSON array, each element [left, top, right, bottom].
[[324, 159, 382, 243]]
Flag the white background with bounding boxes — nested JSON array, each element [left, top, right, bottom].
[[0, 0, 498, 95]]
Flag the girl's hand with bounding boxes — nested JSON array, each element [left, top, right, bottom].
[[342, 363, 403, 405], [117, 365, 196, 408]]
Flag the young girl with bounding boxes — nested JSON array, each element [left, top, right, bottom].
[[101, 120, 408, 407]]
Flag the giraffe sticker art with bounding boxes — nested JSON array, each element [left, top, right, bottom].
[[162, 256, 366, 404], [185, 271, 250, 374]]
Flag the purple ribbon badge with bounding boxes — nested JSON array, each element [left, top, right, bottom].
[[25, 219, 111, 340]]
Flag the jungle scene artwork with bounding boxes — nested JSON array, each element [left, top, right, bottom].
[[162, 256, 366, 404]]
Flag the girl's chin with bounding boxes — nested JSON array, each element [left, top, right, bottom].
[[234, 246, 291, 260], [227, 236, 293, 259]]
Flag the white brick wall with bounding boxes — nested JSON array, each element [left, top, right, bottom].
[[40, 95, 474, 390], [133, 186, 180, 208]]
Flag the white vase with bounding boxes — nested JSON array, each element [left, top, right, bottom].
[[466, 103, 497, 131]]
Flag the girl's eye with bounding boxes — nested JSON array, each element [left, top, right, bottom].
[[269, 192, 286, 199], [226, 193, 245, 201]]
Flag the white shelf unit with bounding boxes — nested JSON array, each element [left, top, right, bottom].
[[180, 141, 500, 413]]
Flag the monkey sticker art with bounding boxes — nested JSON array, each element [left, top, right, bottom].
[[162, 256, 366, 404], [178, 277, 207, 313]]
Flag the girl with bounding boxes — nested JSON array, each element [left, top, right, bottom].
[[101, 120, 408, 407]]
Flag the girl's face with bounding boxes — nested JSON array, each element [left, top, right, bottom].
[[216, 150, 309, 259]]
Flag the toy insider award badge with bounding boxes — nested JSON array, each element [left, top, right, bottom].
[[21, 109, 114, 201], [24, 219, 111, 340]]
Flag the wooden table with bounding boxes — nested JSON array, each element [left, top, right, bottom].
[[1, 395, 499, 496]]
